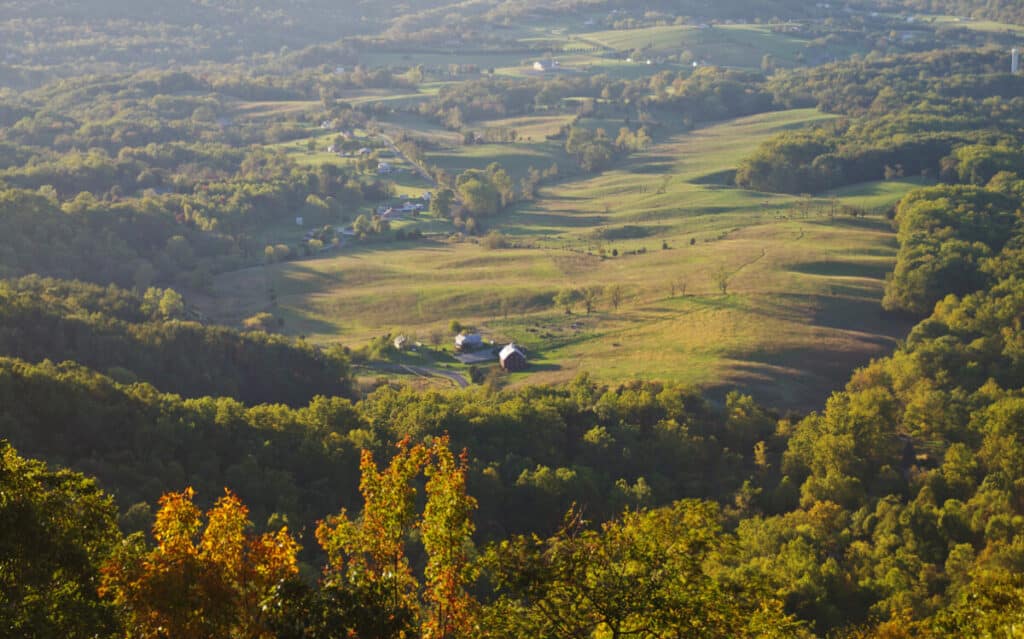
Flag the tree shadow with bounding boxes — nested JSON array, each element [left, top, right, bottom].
[[788, 260, 893, 280], [688, 169, 737, 185]]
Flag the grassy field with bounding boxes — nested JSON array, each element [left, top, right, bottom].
[[428, 141, 574, 183], [578, 23, 809, 67], [227, 100, 319, 122], [203, 108, 921, 410], [477, 114, 577, 141]]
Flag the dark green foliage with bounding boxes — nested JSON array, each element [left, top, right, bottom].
[[882, 185, 1018, 315], [9, 4, 1024, 637], [740, 49, 1024, 194], [0, 277, 353, 405], [0, 357, 365, 530], [0, 440, 122, 639]]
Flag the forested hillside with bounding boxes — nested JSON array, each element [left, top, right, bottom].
[[7, 0, 1024, 637], [0, 277, 352, 404], [737, 49, 1024, 194]]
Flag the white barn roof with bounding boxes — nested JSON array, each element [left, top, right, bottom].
[[499, 343, 525, 362], [455, 333, 483, 347]]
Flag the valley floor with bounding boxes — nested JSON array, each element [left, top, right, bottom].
[[200, 109, 922, 410]]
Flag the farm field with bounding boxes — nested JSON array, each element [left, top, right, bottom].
[[203, 108, 920, 409]]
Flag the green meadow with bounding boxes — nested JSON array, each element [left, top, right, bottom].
[[204, 107, 921, 408]]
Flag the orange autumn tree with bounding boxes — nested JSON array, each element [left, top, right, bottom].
[[314, 435, 478, 639], [421, 443, 477, 639], [99, 487, 299, 639]]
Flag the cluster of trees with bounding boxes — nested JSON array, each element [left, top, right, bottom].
[[455, 163, 516, 217], [651, 67, 778, 126], [738, 49, 1024, 194], [554, 284, 624, 314], [565, 126, 617, 173], [882, 184, 1018, 315], [561, 124, 652, 173]]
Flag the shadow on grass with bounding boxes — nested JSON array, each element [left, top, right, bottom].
[[809, 216, 894, 232], [789, 260, 893, 279], [770, 292, 915, 338], [590, 224, 666, 240], [277, 306, 347, 340], [522, 361, 562, 373], [504, 211, 608, 229], [688, 169, 737, 185], [337, 237, 454, 257], [706, 330, 906, 411], [632, 161, 675, 174]]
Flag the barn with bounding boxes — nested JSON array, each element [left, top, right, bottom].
[[499, 343, 527, 372]]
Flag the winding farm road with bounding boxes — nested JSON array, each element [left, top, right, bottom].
[[401, 364, 470, 388]]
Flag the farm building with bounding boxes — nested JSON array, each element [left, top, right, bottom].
[[455, 333, 483, 351], [533, 59, 559, 72], [499, 343, 527, 372]]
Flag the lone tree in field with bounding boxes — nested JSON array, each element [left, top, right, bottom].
[[608, 284, 624, 311], [670, 277, 687, 298], [581, 286, 603, 314], [554, 288, 581, 314]]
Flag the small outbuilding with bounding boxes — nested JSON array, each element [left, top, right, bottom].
[[499, 343, 527, 372]]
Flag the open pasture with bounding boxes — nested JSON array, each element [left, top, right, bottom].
[[206, 108, 921, 409]]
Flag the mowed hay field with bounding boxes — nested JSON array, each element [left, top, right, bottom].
[[206, 109, 921, 409]]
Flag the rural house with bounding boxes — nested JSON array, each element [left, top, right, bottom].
[[455, 333, 483, 351]]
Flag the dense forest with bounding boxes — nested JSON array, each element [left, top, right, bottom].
[[7, 0, 1024, 637]]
